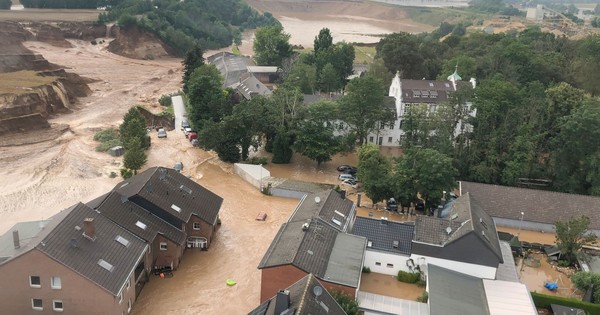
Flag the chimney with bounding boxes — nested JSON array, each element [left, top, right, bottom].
[[83, 218, 96, 241], [274, 290, 290, 315], [13, 230, 20, 249]]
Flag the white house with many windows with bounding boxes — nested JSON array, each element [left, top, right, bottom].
[[365, 69, 477, 147]]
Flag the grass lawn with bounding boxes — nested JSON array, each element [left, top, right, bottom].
[[354, 45, 376, 64], [0, 71, 57, 95]]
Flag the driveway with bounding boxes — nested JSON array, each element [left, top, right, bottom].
[[171, 95, 186, 130]]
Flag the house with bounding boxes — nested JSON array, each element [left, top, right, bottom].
[[207, 51, 253, 88], [91, 191, 187, 271], [230, 73, 272, 100], [257, 219, 366, 302], [249, 273, 348, 315], [412, 193, 503, 279], [258, 191, 365, 302], [351, 217, 414, 276], [0, 202, 148, 315], [427, 264, 537, 315], [367, 69, 476, 147], [459, 181, 600, 235], [247, 66, 279, 84], [113, 167, 223, 249], [207, 52, 274, 100]]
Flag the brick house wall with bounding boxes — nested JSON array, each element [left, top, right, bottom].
[[185, 214, 214, 248], [0, 250, 131, 315], [152, 235, 182, 270]]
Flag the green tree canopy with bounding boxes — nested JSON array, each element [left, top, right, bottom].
[[555, 216, 597, 265], [119, 106, 149, 150], [294, 101, 343, 165], [314, 28, 333, 56], [357, 144, 393, 205], [187, 64, 228, 130], [182, 44, 205, 94], [123, 137, 147, 175], [253, 24, 293, 67]]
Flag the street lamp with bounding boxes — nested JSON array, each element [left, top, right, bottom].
[[517, 212, 525, 237]]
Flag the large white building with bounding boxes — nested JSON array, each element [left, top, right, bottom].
[[366, 70, 476, 147]]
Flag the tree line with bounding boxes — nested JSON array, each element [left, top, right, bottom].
[[98, 0, 279, 55]]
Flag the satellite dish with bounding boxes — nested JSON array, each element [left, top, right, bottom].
[[446, 226, 452, 235], [314, 196, 321, 204], [313, 285, 323, 297]]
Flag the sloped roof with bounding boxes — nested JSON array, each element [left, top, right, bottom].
[[289, 190, 355, 232], [460, 181, 600, 230], [428, 264, 489, 315], [414, 193, 503, 263], [247, 66, 278, 74], [258, 219, 365, 288], [114, 167, 223, 225], [400, 79, 472, 104], [37, 203, 147, 296], [231, 74, 272, 100], [93, 191, 186, 245], [351, 217, 414, 255], [248, 274, 347, 315], [207, 51, 253, 87]]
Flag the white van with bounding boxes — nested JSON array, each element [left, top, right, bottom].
[[339, 173, 356, 181]]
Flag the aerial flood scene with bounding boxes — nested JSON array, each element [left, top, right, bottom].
[[1, 0, 600, 314]]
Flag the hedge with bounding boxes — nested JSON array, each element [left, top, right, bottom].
[[397, 271, 421, 283], [531, 292, 600, 315]]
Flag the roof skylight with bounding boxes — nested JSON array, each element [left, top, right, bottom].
[[115, 235, 130, 247], [171, 204, 182, 213], [135, 221, 147, 230], [98, 259, 114, 272]]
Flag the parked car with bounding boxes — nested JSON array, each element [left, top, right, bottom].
[[183, 127, 192, 136], [337, 165, 357, 174], [339, 173, 356, 181], [341, 179, 358, 189], [187, 131, 198, 142], [191, 139, 199, 147], [181, 120, 190, 129], [385, 198, 398, 212], [157, 128, 167, 138], [174, 162, 183, 172]]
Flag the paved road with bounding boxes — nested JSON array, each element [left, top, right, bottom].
[[171, 95, 186, 130]]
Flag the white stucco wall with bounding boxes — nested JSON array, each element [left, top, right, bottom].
[[411, 254, 497, 279], [363, 250, 412, 276]]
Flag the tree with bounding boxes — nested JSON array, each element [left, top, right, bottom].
[[330, 291, 359, 315], [119, 107, 149, 150], [555, 216, 597, 265], [392, 148, 456, 210], [319, 63, 340, 93], [182, 44, 204, 93], [186, 64, 228, 130], [123, 138, 147, 175], [357, 144, 393, 205], [313, 28, 333, 55], [294, 101, 343, 165], [376, 32, 425, 79], [285, 62, 317, 94], [253, 24, 292, 67], [338, 76, 393, 145], [572, 272, 600, 303], [271, 128, 294, 164]]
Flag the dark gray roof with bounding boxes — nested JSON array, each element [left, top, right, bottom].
[[37, 203, 147, 296], [428, 264, 490, 315], [351, 217, 414, 255], [248, 273, 347, 315], [414, 193, 503, 263], [289, 190, 355, 232], [207, 51, 254, 87], [400, 79, 472, 104], [231, 74, 272, 99], [114, 167, 223, 225], [258, 219, 365, 288], [460, 181, 600, 231], [94, 191, 186, 245]]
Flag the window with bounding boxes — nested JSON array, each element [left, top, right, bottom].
[[389, 122, 394, 130], [98, 259, 115, 272], [160, 242, 168, 251], [171, 204, 182, 213], [118, 293, 123, 304], [127, 299, 132, 313], [369, 136, 374, 143], [388, 137, 393, 143], [30, 275, 41, 288], [51, 276, 61, 289], [32, 298, 43, 311], [115, 235, 130, 247], [387, 263, 394, 268], [399, 120, 404, 129], [429, 82, 434, 87], [53, 300, 63, 312], [193, 222, 201, 230], [126, 279, 130, 290], [375, 262, 381, 266], [135, 221, 147, 230]]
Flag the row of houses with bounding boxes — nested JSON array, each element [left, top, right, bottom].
[[0, 167, 223, 314], [252, 181, 580, 314]]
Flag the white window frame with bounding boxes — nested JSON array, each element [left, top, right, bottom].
[[118, 292, 123, 304], [387, 263, 394, 268], [127, 298, 132, 313], [32, 298, 43, 311], [159, 242, 168, 251], [51, 276, 61, 289], [193, 222, 201, 230], [30, 275, 41, 288], [375, 262, 381, 266], [388, 137, 393, 143], [53, 300, 63, 312]]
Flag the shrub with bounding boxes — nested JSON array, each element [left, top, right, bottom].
[[246, 156, 268, 165], [362, 266, 371, 273], [120, 168, 133, 179], [531, 292, 600, 313], [558, 260, 571, 267], [109, 171, 117, 178], [118, 14, 137, 29], [416, 291, 428, 303], [397, 271, 421, 283], [158, 94, 173, 106], [94, 128, 119, 142], [96, 139, 122, 152], [91, 39, 97, 45]]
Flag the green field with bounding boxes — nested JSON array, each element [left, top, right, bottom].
[[0, 71, 57, 95]]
